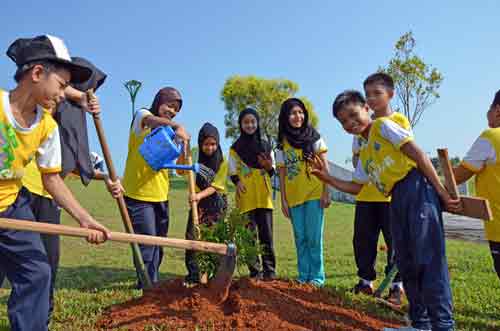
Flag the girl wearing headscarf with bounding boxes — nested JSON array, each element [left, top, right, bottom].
[[122, 87, 190, 288], [177, 122, 228, 287], [276, 98, 331, 287], [229, 107, 277, 280]]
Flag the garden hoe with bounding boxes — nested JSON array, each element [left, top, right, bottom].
[[0, 217, 237, 303]]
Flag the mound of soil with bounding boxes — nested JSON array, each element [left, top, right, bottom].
[[97, 278, 402, 331]]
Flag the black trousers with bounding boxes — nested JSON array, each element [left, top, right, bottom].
[[353, 201, 400, 282], [489, 241, 500, 281], [246, 208, 276, 277]]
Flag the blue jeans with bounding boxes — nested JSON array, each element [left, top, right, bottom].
[[0, 188, 51, 331], [289, 199, 325, 285], [125, 196, 169, 287], [391, 169, 454, 331]]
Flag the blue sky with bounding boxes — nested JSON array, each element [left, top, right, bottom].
[[1, 1, 499, 174]]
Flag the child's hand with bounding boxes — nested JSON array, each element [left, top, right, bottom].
[[257, 153, 273, 171], [438, 189, 463, 214], [79, 216, 111, 244], [281, 198, 290, 219], [310, 155, 330, 183], [320, 190, 331, 209], [189, 193, 200, 204], [175, 126, 191, 142], [236, 181, 246, 196], [105, 177, 124, 198]]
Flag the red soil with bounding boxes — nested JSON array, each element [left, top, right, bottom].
[[97, 278, 402, 331]]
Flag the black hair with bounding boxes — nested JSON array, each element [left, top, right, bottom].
[[363, 72, 395, 90], [14, 60, 68, 83], [332, 90, 366, 118], [493, 90, 500, 107]]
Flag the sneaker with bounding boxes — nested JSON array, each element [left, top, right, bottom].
[[383, 328, 430, 331], [385, 286, 404, 306], [352, 280, 373, 295], [182, 280, 199, 288], [309, 280, 324, 288], [250, 272, 263, 280]]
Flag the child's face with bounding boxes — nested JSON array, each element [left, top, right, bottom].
[[336, 103, 371, 135], [241, 114, 258, 135], [32, 66, 70, 109], [158, 101, 180, 120], [201, 137, 218, 156], [364, 83, 393, 115], [487, 104, 500, 128], [289, 105, 305, 128]]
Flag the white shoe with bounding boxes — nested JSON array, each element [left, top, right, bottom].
[[383, 327, 431, 331]]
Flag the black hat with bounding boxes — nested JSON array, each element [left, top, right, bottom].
[[6, 35, 92, 84]]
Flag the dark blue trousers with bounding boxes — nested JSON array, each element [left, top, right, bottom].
[[0, 188, 51, 331], [125, 196, 169, 287], [390, 169, 454, 331]]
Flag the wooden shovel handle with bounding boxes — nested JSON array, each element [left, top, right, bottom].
[[185, 140, 200, 227], [0, 218, 229, 255], [437, 148, 459, 199]]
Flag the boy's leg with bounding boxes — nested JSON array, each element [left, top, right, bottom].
[[254, 208, 276, 279], [353, 202, 380, 285], [153, 201, 169, 282], [0, 190, 51, 331], [489, 241, 500, 280], [379, 202, 402, 286], [29, 191, 61, 322], [125, 197, 159, 286], [413, 183, 454, 331], [289, 203, 309, 283], [391, 174, 431, 331], [184, 209, 199, 283], [303, 200, 325, 286], [245, 210, 263, 278]]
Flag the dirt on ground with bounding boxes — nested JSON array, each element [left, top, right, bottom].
[[97, 278, 402, 331]]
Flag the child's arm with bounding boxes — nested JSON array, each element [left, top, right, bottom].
[[318, 152, 332, 208], [453, 135, 494, 185], [400, 141, 461, 212], [142, 114, 190, 141], [42, 173, 111, 243], [278, 166, 290, 218], [310, 155, 363, 195], [228, 152, 246, 195]]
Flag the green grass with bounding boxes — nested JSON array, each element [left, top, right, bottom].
[[1, 178, 499, 330]]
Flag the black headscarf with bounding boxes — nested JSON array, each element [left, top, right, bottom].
[[150, 87, 183, 116], [278, 98, 320, 159], [54, 57, 107, 184], [231, 107, 272, 169], [196, 123, 223, 189]]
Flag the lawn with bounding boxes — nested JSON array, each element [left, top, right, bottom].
[[1, 178, 499, 331]]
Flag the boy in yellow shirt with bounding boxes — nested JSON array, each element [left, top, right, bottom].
[[0, 35, 110, 331], [351, 73, 407, 305], [312, 90, 460, 331], [452, 90, 500, 281]]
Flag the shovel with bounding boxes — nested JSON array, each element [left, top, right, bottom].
[[0, 217, 236, 302]]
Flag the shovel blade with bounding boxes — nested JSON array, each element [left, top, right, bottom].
[[208, 243, 236, 304]]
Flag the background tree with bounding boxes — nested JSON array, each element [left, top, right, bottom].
[[382, 31, 443, 128], [221, 75, 319, 147]]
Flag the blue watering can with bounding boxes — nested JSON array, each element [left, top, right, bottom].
[[139, 126, 200, 173]]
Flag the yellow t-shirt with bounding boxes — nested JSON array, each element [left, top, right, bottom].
[[354, 118, 416, 196], [228, 149, 273, 214], [0, 89, 61, 211], [355, 112, 411, 202], [461, 127, 500, 242], [22, 159, 52, 199], [276, 138, 328, 208], [122, 109, 169, 202]]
